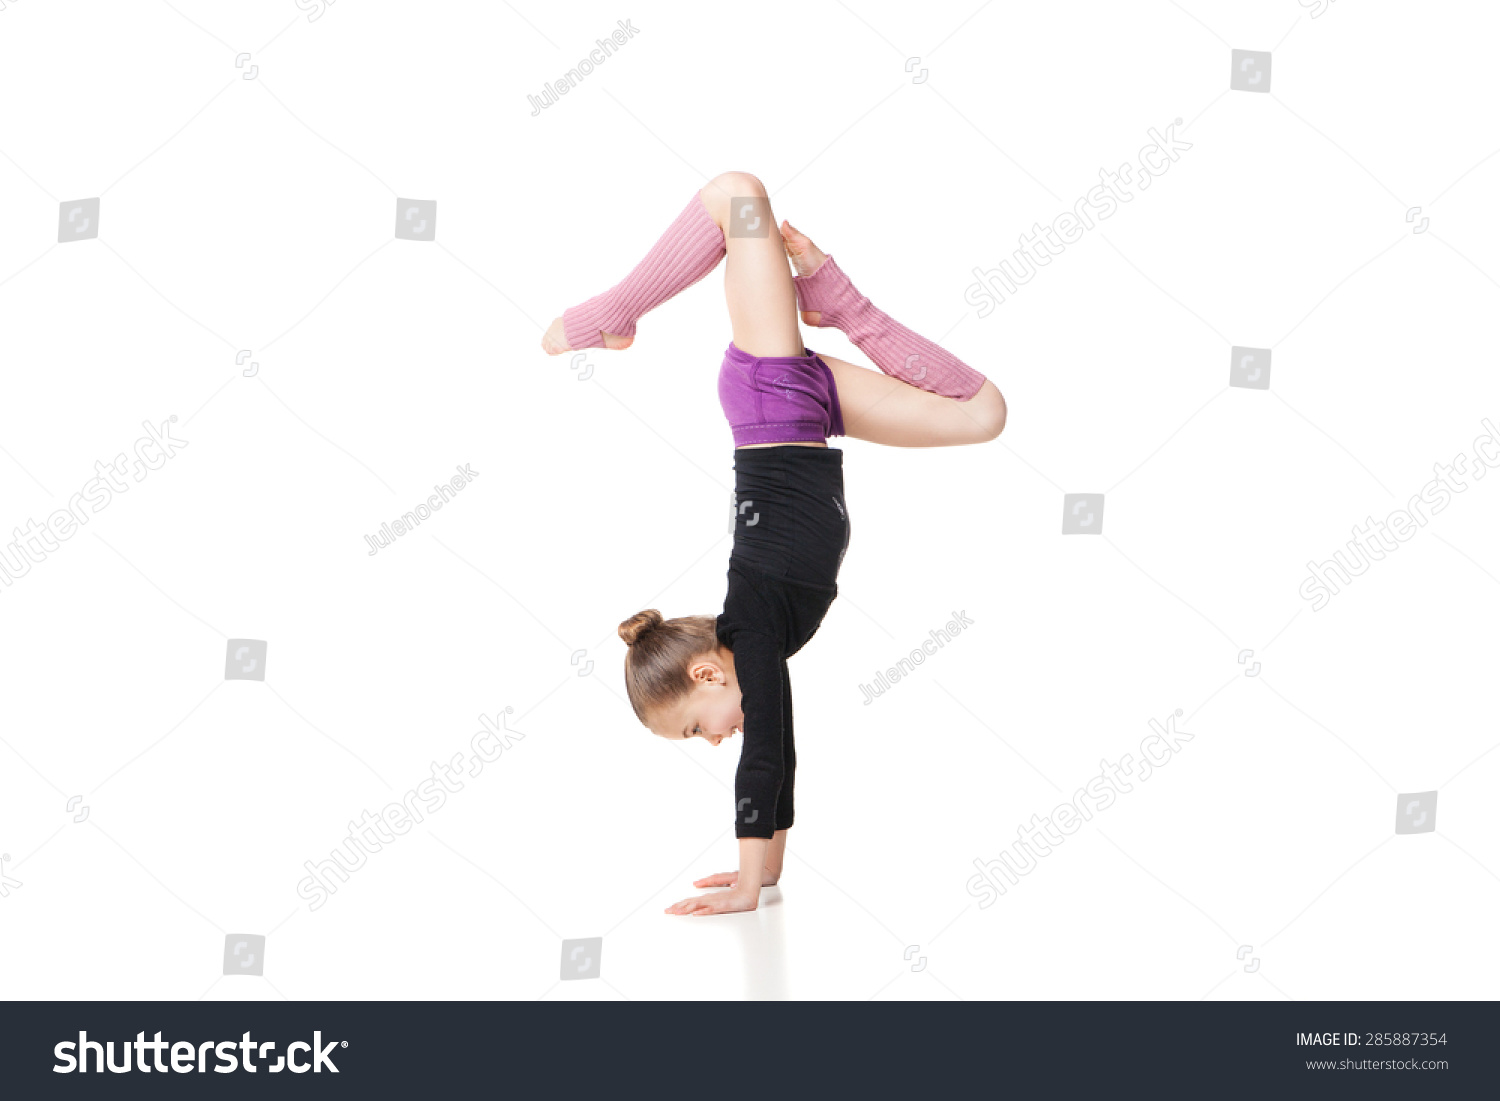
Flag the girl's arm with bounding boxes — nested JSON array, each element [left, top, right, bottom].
[[735, 837, 770, 899], [667, 629, 786, 916], [689, 829, 788, 891], [764, 829, 787, 884]]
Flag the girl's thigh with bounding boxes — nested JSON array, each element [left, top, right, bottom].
[[821, 353, 1003, 447]]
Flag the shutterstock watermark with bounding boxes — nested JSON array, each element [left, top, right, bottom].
[[364, 463, 477, 555], [0, 852, 20, 898], [0, 417, 187, 594], [1298, 0, 1340, 17], [1300, 417, 1500, 611], [963, 120, 1192, 319], [294, 0, 337, 21], [295, 708, 524, 909], [859, 610, 974, 704], [966, 710, 1193, 906], [528, 19, 640, 115]]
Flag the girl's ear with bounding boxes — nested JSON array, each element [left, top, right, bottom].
[[689, 657, 726, 686]]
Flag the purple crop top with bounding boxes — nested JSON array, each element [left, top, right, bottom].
[[717, 342, 846, 447]]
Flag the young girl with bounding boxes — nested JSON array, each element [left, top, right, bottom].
[[542, 172, 1006, 915]]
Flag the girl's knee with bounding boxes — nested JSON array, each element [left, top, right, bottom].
[[703, 171, 767, 213], [986, 390, 1007, 440], [711, 170, 766, 195], [969, 382, 1006, 442]]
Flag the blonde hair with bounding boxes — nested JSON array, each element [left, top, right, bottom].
[[617, 609, 721, 725]]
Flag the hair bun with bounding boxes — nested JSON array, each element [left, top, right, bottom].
[[618, 609, 664, 647]]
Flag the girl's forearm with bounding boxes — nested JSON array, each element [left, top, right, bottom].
[[764, 830, 787, 884], [736, 837, 769, 898]]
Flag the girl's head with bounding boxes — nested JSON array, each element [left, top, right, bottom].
[[618, 609, 743, 746]]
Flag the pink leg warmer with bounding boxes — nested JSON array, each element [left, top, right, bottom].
[[563, 193, 726, 350], [793, 255, 987, 400]]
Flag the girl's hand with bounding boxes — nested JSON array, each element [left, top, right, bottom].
[[692, 871, 778, 889], [665, 888, 758, 916]]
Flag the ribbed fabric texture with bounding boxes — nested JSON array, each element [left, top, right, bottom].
[[562, 193, 726, 350], [793, 255, 987, 401]]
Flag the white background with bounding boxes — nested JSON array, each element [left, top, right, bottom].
[[1, 0, 1497, 1001]]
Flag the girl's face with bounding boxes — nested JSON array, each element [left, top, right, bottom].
[[651, 650, 744, 746]]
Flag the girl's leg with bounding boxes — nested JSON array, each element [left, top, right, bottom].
[[778, 220, 1006, 446], [822, 353, 1007, 447], [696, 172, 803, 359], [543, 189, 727, 354]]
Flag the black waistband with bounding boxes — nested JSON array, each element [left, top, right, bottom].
[[726, 555, 840, 595], [733, 445, 844, 471]]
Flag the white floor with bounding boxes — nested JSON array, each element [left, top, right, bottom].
[[2, 1, 1498, 1002]]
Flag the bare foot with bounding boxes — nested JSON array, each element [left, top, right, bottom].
[[779, 220, 829, 326], [541, 316, 634, 355]]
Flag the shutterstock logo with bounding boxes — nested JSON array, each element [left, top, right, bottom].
[[964, 120, 1192, 318], [54, 1030, 344, 1073], [0, 417, 188, 596]]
